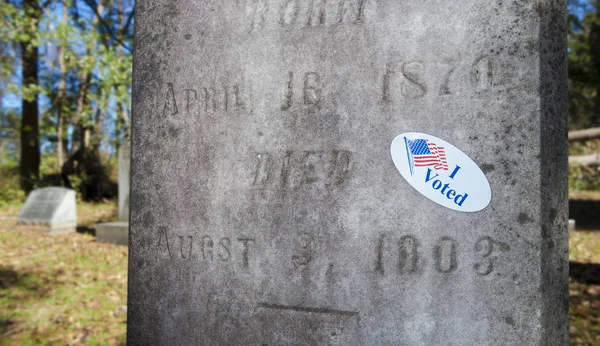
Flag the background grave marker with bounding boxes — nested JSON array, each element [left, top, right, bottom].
[[17, 187, 77, 233], [96, 143, 131, 245]]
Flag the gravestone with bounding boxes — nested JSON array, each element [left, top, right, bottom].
[[128, 1, 569, 345], [568, 219, 575, 231], [95, 221, 129, 244], [118, 142, 130, 221], [18, 187, 76, 233], [96, 143, 131, 245]]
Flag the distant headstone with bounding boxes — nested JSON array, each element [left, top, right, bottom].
[[96, 143, 130, 245], [95, 221, 129, 245], [128, 1, 569, 344], [18, 187, 76, 233], [118, 143, 130, 221]]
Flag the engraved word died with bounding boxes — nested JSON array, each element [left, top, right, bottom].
[[391, 132, 491, 212]]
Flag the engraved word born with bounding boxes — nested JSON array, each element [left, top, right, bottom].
[[248, 0, 365, 32]]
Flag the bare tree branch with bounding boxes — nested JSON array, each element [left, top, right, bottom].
[[81, 0, 133, 52], [569, 153, 600, 166], [569, 127, 600, 142]]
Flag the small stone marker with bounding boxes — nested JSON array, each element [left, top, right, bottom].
[[118, 143, 130, 221], [95, 221, 129, 244], [129, 1, 569, 344], [18, 187, 76, 233], [96, 143, 131, 245]]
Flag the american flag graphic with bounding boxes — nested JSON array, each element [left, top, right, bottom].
[[404, 138, 448, 175]]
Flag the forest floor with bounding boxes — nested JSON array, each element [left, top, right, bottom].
[[0, 200, 598, 345], [570, 229, 600, 345], [0, 201, 127, 345]]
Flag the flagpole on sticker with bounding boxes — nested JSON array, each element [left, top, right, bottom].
[[404, 136, 414, 176]]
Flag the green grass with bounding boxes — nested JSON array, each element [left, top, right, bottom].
[[0, 202, 125, 345]]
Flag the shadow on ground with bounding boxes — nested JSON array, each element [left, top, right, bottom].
[[0, 266, 61, 339], [570, 262, 600, 285], [76, 226, 96, 236], [0, 267, 56, 294], [570, 199, 600, 230]]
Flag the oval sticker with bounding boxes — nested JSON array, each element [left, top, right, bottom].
[[390, 132, 491, 212]]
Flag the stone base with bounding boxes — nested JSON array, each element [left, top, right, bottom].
[[18, 222, 76, 234], [95, 221, 129, 245], [41, 227, 76, 234]]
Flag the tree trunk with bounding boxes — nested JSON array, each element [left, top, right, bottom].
[[70, 68, 91, 154], [115, 0, 125, 150], [19, 18, 40, 193], [591, 3, 600, 127], [62, 61, 90, 189], [56, 4, 68, 171], [62, 0, 113, 200], [57, 114, 64, 169]]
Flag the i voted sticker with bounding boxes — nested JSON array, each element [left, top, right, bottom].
[[391, 132, 491, 212]]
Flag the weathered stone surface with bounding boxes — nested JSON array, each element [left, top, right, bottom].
[[128, 0, 569, 345], [118, 143, 130, 221], [18, 187, 76, 233], [96, 221, 129, 245]]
